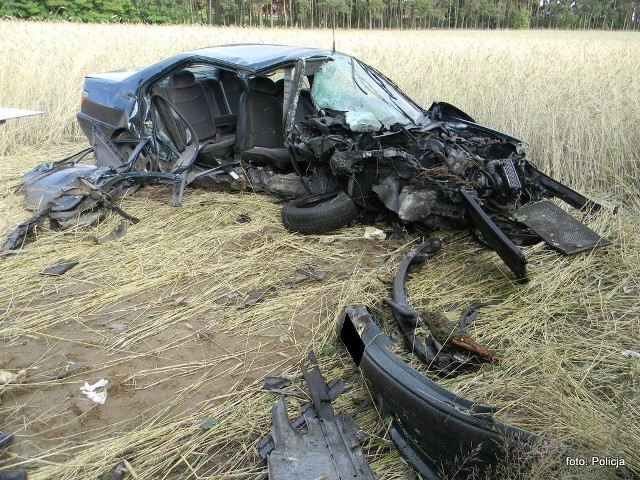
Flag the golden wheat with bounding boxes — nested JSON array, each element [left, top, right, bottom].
[[0, 21, 638, 479]]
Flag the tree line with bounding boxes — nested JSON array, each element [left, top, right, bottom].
[[1, 0, 638, 29]]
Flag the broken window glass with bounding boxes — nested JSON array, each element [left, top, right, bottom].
[[310, 56, 423, 132]]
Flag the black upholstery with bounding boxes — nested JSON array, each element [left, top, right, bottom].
[[274, 78, 285, 102], [220, 75, 245, 114], [169, 71, 196, 89], [294, 90, 316, 128], [274, 79, 316, 129], [155, 70, 236, 166], [248, 76, 278, 95], [166, 71, 216, 142], [236, 76, 292, 170], [201, 78, 226, 117]]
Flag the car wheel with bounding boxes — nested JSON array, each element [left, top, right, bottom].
[[281, 191, 358, 234]]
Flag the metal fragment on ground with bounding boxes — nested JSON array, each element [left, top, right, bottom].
[[261, 354, 372, 479], [239, 286, 276, 309], [294, 265, 327, 280], [512, 200, 612, 255], [258, 378, 346, 458], [41, 260, 79, 276], [93, 220, 128, 244], [0, 430, 14, 449], [234, 213, 251, 223], [385, 239, 499, 370], [261, 376, 292, 391]]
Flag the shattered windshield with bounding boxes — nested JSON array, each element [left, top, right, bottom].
[[310, 56, 424, 132]]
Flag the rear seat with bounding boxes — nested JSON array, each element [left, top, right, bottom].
[[201, 78, 238, 135], [153, 71, 235, 166]]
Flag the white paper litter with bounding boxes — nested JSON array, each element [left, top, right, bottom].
[[80, 379, 109, 404], [363, 227, 386, 240], [621, 350, 640, 359]]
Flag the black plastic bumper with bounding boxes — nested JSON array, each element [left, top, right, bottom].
[[339, 304, 547, 479]]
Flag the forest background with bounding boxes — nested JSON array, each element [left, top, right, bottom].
[[1, 0, 639, 30]]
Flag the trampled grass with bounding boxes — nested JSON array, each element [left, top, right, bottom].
[[0, 21, 638, 479]]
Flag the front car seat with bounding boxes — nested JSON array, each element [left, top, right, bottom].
[[235, 77, 292, 171]]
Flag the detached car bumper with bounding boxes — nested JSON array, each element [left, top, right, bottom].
[[339, 304, 551, 479]]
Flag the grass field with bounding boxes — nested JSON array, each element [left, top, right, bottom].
[[0, 21, 639, 479]]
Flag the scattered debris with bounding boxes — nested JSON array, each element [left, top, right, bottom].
[[339, 305, 552, 479], [363, 226, 386, 240], [0, 430, 14, 449], [200, 417, 218, 430], [40, 362, 82, 381], [283, 265, 328, 285], [234, 213, 251, 223], [384, 238, 498, 371], [239, 286, 276, 309], [261, 377, 293, 391], [41, 260, 78, 276], [621, 350, 640, 360], [105, 450, 136, 480], [294, 265, 327, 281], [0, 427, 27, 478], [261, 376, 306, 398], [80, 379, 109, 405], [108, 460, 126, 480], [261, 352, 373, 480], [259, 379, 346, 463], [0, 472, 27, 480], [93, 219, 129, 244], [512, 200, 611, 254], [214, 290, 242, 306]]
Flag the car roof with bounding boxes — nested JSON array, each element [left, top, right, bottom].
[[181, 44, 336, 72]]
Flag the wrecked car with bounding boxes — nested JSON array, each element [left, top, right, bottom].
[[7, 44, 609, 279]]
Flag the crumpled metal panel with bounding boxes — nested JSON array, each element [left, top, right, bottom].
[[264, 353, 374, 480], [512, 200, 611, 255]]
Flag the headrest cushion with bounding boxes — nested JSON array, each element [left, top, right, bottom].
[[249, 76, 277, 95], [169, 71, 196, 89]]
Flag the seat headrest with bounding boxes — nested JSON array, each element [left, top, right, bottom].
[[169, 71, 196, 89], [249, 77, 277, 95]]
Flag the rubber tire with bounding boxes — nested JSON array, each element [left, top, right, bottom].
[[282, 191, 357, 234]]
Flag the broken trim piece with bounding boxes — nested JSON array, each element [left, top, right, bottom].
[[460, 188, 527, 280], [339, 304, 547, 479], [258, 377, 346, 458], [384, 238, 443, 365]]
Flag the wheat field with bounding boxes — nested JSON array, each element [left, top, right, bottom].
[[0, 21, 639, 479]]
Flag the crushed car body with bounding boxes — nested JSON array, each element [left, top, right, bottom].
[[5, 44, 610, 279]]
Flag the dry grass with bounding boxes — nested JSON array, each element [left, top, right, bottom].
[[0, 21, 638, 479]]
